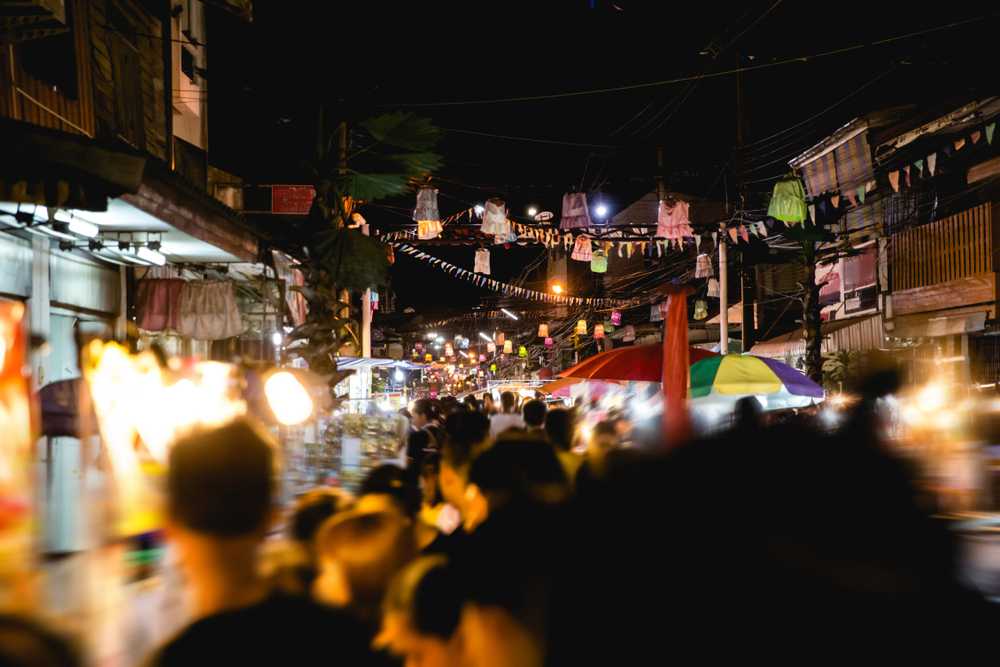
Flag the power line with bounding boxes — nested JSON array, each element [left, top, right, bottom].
[[442, 127, 616, 149], [382, 14, 991, 107]]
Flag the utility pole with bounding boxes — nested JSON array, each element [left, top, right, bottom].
[[736, 53, 755, 353], [719, 222, 729, 354]]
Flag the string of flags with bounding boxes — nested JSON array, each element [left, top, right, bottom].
[[393, 243, 637, 307]]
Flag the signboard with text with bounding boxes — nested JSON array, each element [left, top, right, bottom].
[[271, 186, 316, 215]]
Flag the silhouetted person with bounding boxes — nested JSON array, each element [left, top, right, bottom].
[[490, 392, 524, 437], [522, 399, 547, 433]]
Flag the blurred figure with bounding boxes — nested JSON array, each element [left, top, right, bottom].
[[264, 487, 352, 596], [375, 556, 464, 667], [405, 399, 444, 482], [543, 408, 582, 482], [149, 419, 374, 666], [522, 399, 547, 435], [489, 392, 524, 438], [482, 393, 497, 415], [313, 494, 420, 632], [361, 463, 439, 551], [462, 435, 569, 531], [427, 411, 491, 554], [0, 615, 81, 667], [463, 395, 480, 413], [732, 396, 763, 430], [439, 396, 461, 418], [574, 420, 620, 494]]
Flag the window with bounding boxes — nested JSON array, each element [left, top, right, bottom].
[[109, 4, 144, 147], [181, 47, 196, 82], [18, 0, 78, 99]]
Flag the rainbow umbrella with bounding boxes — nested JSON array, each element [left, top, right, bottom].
[[689, 354, 824, 411]]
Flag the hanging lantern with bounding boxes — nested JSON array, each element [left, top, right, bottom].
[[538, 323, 549, 338], [622, 325, 636, 343], [479, 353, 487, 362], [767, 176, 808, 225], [610, 310, 622, 326], [693, 299, 708, 320], [386, 245, 395, 265], [571, 235, 593, 262], [503, 340, 513, 354], [414, 186, 443, 239], [544, 337, 554, 348], [487, 342, 496, 354], [594, 324, 605, 339], [490, 363, 497, 373], [440, 356, 446, 362], [518, 345, 528, 358], [590, 249, 607, 273], [496, 332, 505, 346], [707, 278, 720, 298], [425, 353, 433, 362], [481, 198, 507, 235], [576, 320, 587, 335], [474, 248, 491, 275], [603, 320, 615, 334], [695, 253, 713, 278], [445, 343, 454, 357]]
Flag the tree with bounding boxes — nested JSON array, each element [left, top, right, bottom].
[[285, 110, 442, 397]]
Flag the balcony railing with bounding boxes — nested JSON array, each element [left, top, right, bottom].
[[890, 203, 993, 292]]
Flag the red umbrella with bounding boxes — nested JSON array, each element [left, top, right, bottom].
[[559, 344, 717, 382]]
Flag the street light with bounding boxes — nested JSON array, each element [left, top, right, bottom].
[[527, 206, 538, 217], [595, 203, 609, 219], [394, 368, 405, 382]]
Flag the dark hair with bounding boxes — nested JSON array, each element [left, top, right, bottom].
[[468, 437, 568, 500], [463, 395, 480, 412], [442, 411, 490, 470], [544, 408, 576, 452], [412, 399, 438, 421], [522, 399, 547, 428], [0, 614, 81, 667], [384, 557, 463, 640], [167, 419, 274, 536], [439, 396, 461, 417], [593, 420, 618, 438], [500, 391, 517, 413], [290, 488, 348, 544], [361, 464, 422, 519]]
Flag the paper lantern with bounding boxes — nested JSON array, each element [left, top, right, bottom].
[[487, 342, 496, 354], [474, 248, 491, 275], [445, 344, 453, 356], [707, 278, 720, 298], [538, 323, 549, 338], [576, 320, 587, 335], [496, 332, 505, 345], [610, 310, 622, 326], [571, 236, 592, 262], [590, 250, 607, 273], [544, 337, 554, 348], [425, 353, 433, 362], [693, 299, 708, 320], [594, 324, 605, 339], [767, 176, 808, 225], [622, 325, 636, 343], [490, 363, 497, 373], [518, 345, 528, 358], [503, 340, 513, 354], [479, 354, 487, 362], [414, 187, 443, 239], [603, 320, 615, 334]]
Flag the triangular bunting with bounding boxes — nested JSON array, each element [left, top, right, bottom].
[[888, 171, 900, 192], [830, 195, 840, 209], [808, 205, 816, 223], [739, 225, 749, 242], [728, 228, 738, 243], [857, 185, 865, 204], [757, 222, 768, 237], [903, 165, 911, 188], [972, 130, 982, 144], [914, 159, 924, 175], [988, 123, 996, 145], [954, 138, 965, 151], [927, 153, 937, 176]]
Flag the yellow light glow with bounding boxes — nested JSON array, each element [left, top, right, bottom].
[[551, 283, 564, 295], [265, 371, 314, 425], [917, 383, 946, 412]]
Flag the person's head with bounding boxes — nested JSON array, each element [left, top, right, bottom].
[[522, 399, 547, 429], [733, 396, 762, 429], [314, 494, 420, 622], [499, 391, 517, 414], [463, 395, 480, 413], [463, 435, 569, 531], [166, 418, 275, 550], [544, 408, 576, 452], [376, 556, 464, 667], [0, 614, 81, 667], [440, 411, 491, 514], [482, 393, 496, 413], [590, 421, 619, 456], [290, 487, 352, 555], [412, 399, 438, 429], [361, 464, 423, 519], [439, 396, 461, 418]]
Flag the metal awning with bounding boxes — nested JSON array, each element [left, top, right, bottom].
[[889, 310, 987, 339], [750, 313, 885, 358]]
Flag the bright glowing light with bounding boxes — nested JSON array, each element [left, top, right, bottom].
[[136, 246, 167, 266], [917, 383, 946, 412], [474, 204, 485, 216], [271, 332, 283, 347], [265, 371, 314, 425], [551, 283, 564, 295], [426, 332, 437, 340], [500, 308, 519, 321], [527, 206, 538, 217], [68, 218, 99, 238], [395, 369, 405, 382], [595, 204, 609, 218], [478, 332, 492, 342]]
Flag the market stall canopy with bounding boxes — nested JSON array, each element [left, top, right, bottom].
[[335, 357, 425, 370], [559, 344, 717, 382], [689, 354, 824, 411], [538, 376, 621, 399]]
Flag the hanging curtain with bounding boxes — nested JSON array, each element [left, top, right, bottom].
[[474, 248, 491, 275], [571, 236, 592, 262], [560, 192, 592, 229], [178, 280, 244, 341], [695, 253, 713, 278], [656, 199, 694, 240], [135, 278, 185, 332], [414, 187, 442, 239]]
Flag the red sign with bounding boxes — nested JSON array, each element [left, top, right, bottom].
[[271, 185, 316, 215]]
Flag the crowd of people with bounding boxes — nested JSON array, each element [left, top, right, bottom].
[[4, 380, 1000, 666]]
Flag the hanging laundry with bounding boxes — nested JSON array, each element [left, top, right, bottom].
[[767, 176, 808, 225], [866, 180, 877, 193], [656, 198, 694, 240], [136, 278, 185, 332], [972, 130, 982, 144], [695, 253, 713, 278], [474, 248, 491, 275], [618, 243, 626, 258], [712, 232, 718, 245], [610, 310, 622, 326], [694, 235, 702, 251], [693, 299, 708, 321], [707, 278, 720, 298], [830, 195, 840, 209], [927, 153, 937, 176], [538, 323, 549, 338], [987, 123, 996, 145], [481, 198, 507, 235], [888, 171, 900, 192], [560, 192, 592, 229], [625, 243, 635, 258], [571, 235, 593, 261]]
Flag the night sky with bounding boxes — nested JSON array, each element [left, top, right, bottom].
[[204, 1, 995, 314]]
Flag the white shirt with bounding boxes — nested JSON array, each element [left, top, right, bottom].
[[490, 413, 525, 438]]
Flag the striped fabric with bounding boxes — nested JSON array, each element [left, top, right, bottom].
[[801, 133, 873, 198]]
